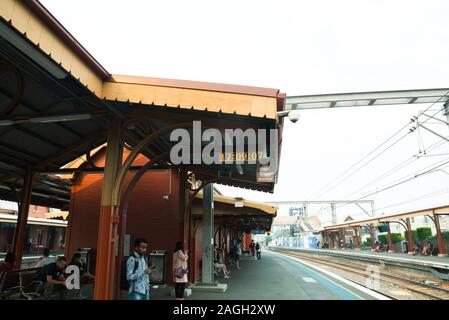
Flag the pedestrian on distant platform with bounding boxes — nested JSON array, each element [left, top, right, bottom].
[[235, 240, 242, 270], [173, 241, 189, 300], [349, 239, 353, 250]]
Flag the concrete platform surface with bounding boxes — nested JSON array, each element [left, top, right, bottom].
[[143, 250, 384, 300], [24, 250, 385, 300]]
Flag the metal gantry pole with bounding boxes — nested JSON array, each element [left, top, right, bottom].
[[331, 203, 337, 225], [201, 183, 215, 285]]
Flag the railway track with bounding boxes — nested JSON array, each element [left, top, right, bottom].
[[275, 249, 449, 300]]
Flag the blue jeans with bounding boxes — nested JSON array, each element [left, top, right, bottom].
[[128, 291, 149, 300]]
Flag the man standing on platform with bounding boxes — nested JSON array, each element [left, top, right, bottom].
[[126, 238, 153, 300]]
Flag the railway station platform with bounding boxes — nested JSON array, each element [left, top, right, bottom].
[[114, 250, 386, 300], [270, 247, 449, 280]]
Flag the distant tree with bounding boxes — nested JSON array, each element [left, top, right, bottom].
[[416, 227, 432, 242]]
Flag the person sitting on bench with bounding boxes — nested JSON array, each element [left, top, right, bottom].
[[35, 248, 53, 268], [70, 252, 95, 283], [214, 262, 230, 278], [36, 256, 68, 299], [0, 252, 15, 272]]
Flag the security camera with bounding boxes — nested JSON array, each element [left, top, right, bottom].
[[287, 110, 301, 123]]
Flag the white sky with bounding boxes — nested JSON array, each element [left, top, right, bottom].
[[41, 0, 449, 224]]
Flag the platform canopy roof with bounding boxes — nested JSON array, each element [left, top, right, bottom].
[[323, 205, 449, 231], [0, 0, 286, 209], [193, 192, 277, 231]]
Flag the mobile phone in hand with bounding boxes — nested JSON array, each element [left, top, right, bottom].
[[149, 266, 156, 269]]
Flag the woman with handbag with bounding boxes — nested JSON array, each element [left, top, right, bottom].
[[173, 241, 189, 300]]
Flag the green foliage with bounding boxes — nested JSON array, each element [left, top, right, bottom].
[[416, 227, 432, 242], [391, 233, 404, 243], [378, 233, 404, 244], [442, 231, 449, 241], [427, 231, 449, 241], [377, 234, 388, 244], [361, 237, 371, 247], [403, 230, 418, 243], [265, 235, 272, 245]]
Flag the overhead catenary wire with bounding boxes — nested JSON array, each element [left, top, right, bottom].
[[309, 122, 413, 200], [372, 185, 449, 214], [340, 134, 449, 200], [338, 108, 449, 201], [309, 92, 449, 201], [321, 135, 449, 216], [340, 157, 449, 204]]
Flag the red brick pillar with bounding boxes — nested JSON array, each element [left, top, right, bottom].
[[12, 168, 34, 269], [354, 227, 360, 250], [406, 218, 415, 254], [387, 222, 394, 253], [434, 214, 447, 257], [370, 225, 376, 251]]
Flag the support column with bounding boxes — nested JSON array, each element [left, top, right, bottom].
[[323, 232, 327, 248], [12, 167, 34, 269], [354, 227, 360, 250], [179, 170, 188, 248], [330, 232, 335, 249], [434, 214, 447, 257], [406, 218, 415, 255], [93, 119, 123, 300], [370, 225, 376, 251], [201, 183, 214, 285], [387, 222, 394, 253]]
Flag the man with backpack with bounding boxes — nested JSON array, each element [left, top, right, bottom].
[[126, 238, 153, 300]]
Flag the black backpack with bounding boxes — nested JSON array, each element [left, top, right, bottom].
[[120, 256, 139, 290]]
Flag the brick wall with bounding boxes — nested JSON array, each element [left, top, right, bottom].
[[66, 149, 185, 284]]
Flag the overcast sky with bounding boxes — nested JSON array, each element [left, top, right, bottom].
[[41, 0, 449, 224]]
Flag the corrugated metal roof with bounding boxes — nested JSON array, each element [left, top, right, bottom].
[[110, 75, 280, 98]]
